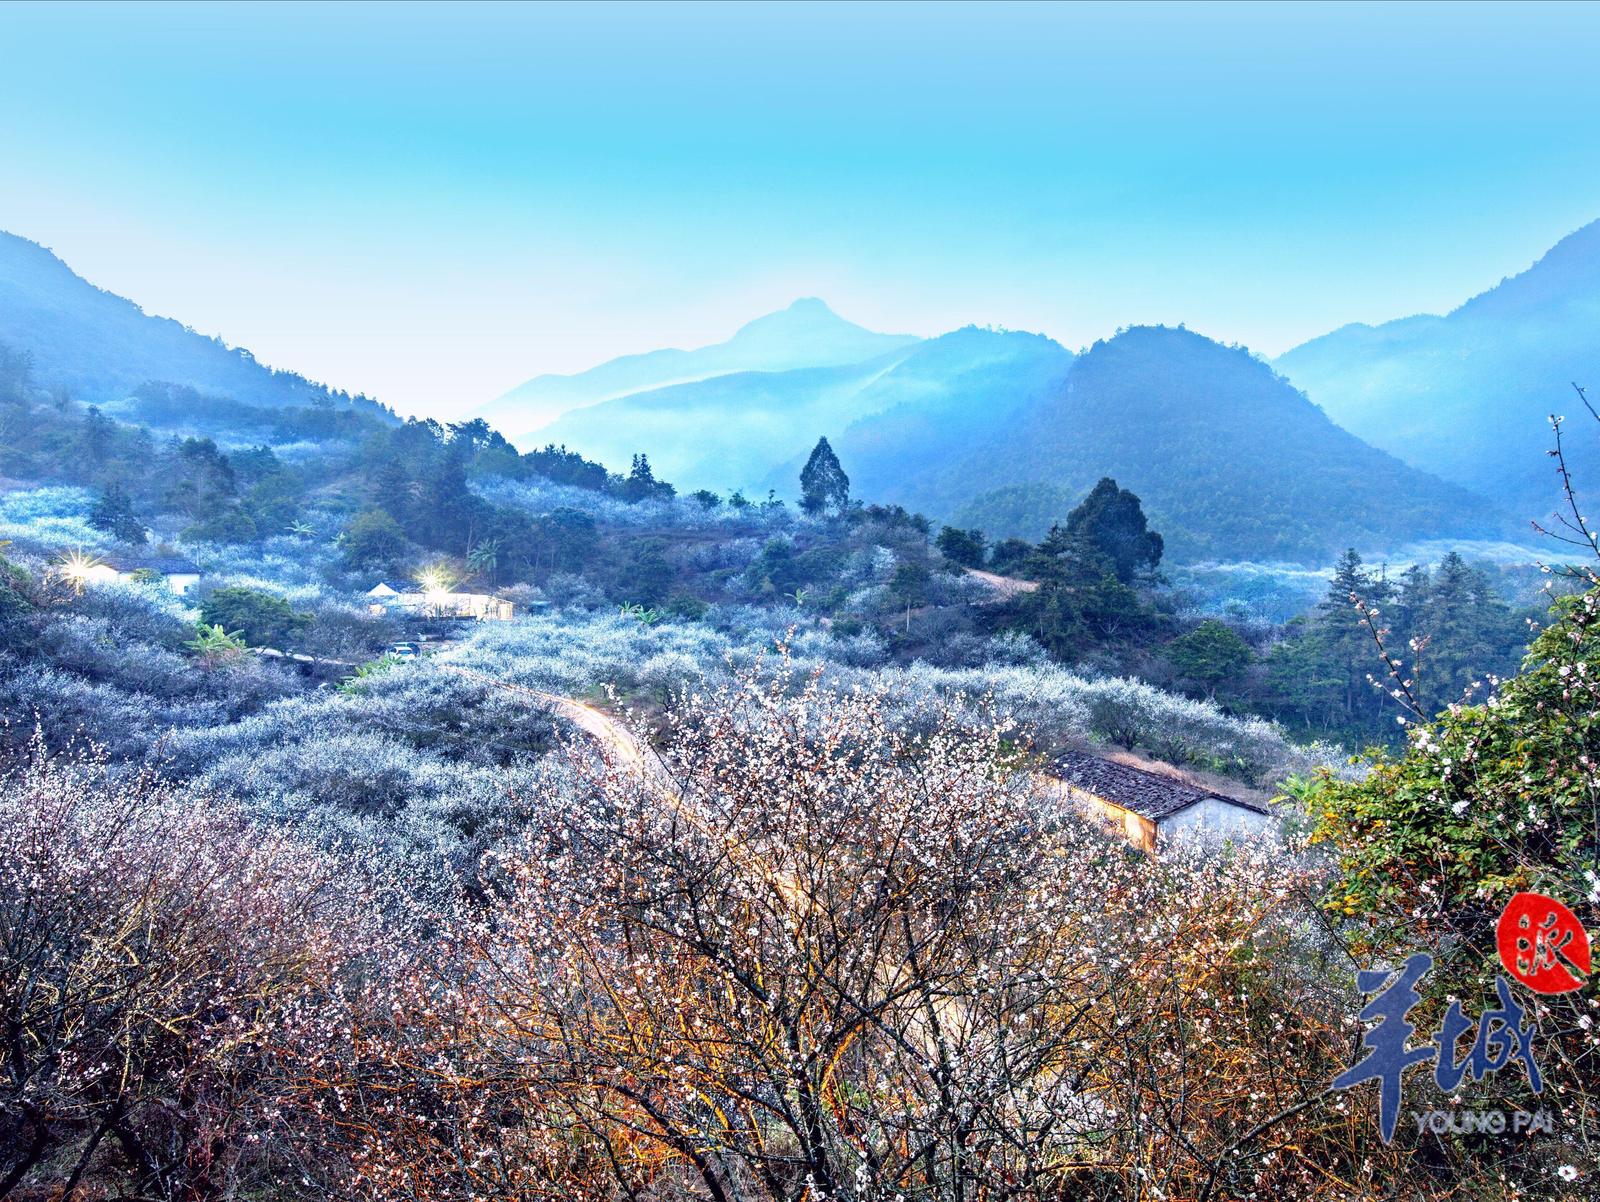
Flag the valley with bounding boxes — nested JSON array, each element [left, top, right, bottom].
[[2, 188, 1597, 1202]]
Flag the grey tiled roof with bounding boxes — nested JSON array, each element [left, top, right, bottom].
[[104, 555, 200, 574], [1049, 749, 1267, 822]]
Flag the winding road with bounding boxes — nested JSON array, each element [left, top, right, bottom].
[[439, 663, 812, 899], [439, 664, 662, 778]]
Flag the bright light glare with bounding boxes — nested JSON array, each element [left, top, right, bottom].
[[417, 567, 452, 597], [55, 549, 103, 591]]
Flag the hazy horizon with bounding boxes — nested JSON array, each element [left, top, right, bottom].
[[6, 1, 1600, 419]]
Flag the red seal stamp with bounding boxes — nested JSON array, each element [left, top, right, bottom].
[[1496, 892, 1590, 995]]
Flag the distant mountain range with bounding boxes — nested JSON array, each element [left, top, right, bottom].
[[497, 304, 1510, 561], [882, 326, 1505, 562], [0, 231, 377, 413], [534, 324, 1070, 496], [1275, 220, 1600, 519], [758, 325, 1072, 502], [477, 298, 921, 434], [7, 217, 1581, 565]]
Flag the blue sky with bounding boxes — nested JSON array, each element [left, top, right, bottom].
[[4, 0, 1600, 418]]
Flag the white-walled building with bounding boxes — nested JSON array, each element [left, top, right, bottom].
[[91, 555, 202, 595], [1046, 749, 1276, 853], [366, 581, 513, 621]]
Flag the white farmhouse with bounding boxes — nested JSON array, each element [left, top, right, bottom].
[[97, 555, 202, 595], [1047, 749, 1276, 854]]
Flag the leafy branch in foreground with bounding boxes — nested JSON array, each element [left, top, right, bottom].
[[1304, 389, 1600, 1182], [1529, 385, 1600, 580], [186, 620, 248, 663]]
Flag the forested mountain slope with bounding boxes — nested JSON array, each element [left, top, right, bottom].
[[1276, 219, 1600, 516], [0, 231, 381, 413], [537, 326, 1068, 494], [853, 326, 1507, 562], [764, 325, 1072, 496]]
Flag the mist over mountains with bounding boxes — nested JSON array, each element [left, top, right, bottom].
[[477, 298, 920, 434], [501, 309, 1515, 562], [1275, 219, 1600, 518], [933, 327, 1503, 561], [537, 324, 1072, 501], [758, 325, 1073, 503], [485, 222, 1600, 560], [9, 218, 1595, 564]]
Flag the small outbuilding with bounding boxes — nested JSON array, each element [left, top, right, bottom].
[[1047, 749, 1275, 853]]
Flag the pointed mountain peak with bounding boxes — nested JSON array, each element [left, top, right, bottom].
[[730, 297, 860, 341], [479, 298, 920, 431], [721, 298, 917, 360]]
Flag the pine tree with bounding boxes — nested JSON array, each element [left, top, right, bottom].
[[1311, 548, 1390, 729], [1065, 477, 1163, 582], [799, 437, 850, 515], [373, 457, 412, 519], [621, 454, 672, 503], [1415, 553, 1513, 712], [1391, 564, 1432, 644], [81, 406, 114, 464], [88, 484, 148, 545], [1037, 523, 1079, 558]]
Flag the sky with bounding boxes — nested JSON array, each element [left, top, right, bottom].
[[4, 0, 1600, 420]]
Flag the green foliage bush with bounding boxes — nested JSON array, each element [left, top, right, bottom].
[[199, 586, 308, 649], [935, 524, 986, 568], [1165, 618, 1253, 693], [341, 507, 409, 571], [1307, 585, 1600, 968]]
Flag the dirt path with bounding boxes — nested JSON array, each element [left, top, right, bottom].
[[316, 649, 1206, 861], [439, 664, 663, 779], [440, 664, 813, 899], [964, 567, 1040, 599]]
